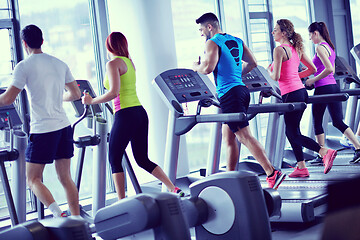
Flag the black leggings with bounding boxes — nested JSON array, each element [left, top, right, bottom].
[[312, 84, 348, 135], [109, 106, 158, 174], [282, 88, 321, 162]]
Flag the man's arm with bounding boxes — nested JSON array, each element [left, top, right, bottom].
[[192, 40, 219, 75], [241, 42, 257, 76], [63, 81, 81, 102], [0, 85, 22, 107]]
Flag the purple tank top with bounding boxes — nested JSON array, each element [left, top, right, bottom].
[[312, 42, 336, 88]]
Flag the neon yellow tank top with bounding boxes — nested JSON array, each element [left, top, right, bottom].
[[104, 56, 141, 112]]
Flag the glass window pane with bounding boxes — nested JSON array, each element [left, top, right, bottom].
[[0, 29, 12, 87], [0, 0, 8, 8], [248, 0, 267, 12], [249, 18, 272, 67], [18, 0, 99, 204], [171, 0, 215, 171], [350, 0, 360, 73], [223, 0, 245, 39], [271, 0, 313, 141], [272, 0, 313, 57], [0, 10, 10, 18]]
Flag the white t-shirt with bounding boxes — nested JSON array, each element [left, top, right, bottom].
[[12, 53, 74, 134]]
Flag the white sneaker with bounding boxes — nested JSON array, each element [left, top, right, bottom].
[[340, 137, 355, 150]]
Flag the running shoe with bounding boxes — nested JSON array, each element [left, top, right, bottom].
[[339, 136, 359, 150], [309, 156, 324, 166], [288, 167, 310, 178], [350, 149, 360, 164], [323, 149, 337, 174], [266, 170, 286, 190], [60, 212, 68, 217], [172, 187, 185, 197]]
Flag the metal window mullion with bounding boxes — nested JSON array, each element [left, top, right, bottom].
[[88, 0, 114, 192], [240, 0, 251, 46], [215, 0, 226, 32], [88, 0, 109, 98]]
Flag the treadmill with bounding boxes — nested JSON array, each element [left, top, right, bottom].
[[253, 65, 360, 222], [152, 67, 305, 194], [318, 56, 360, 162], [152, 69, 247, 193]]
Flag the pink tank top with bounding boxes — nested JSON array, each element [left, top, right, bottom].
[[312, 42, 336, 88], [274, 44, 305, 95]]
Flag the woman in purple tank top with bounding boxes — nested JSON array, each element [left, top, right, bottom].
[[307, 22, 360, 164]]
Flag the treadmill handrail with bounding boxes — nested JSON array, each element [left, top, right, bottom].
[[247, 102, 306, 114], [340, 88, 360, 96], [175, 112, 246, 136], [307, 93, 349, 104], [247, 102, 307, 121]]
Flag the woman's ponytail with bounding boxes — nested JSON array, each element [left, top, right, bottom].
[[277, 19, 304, 54], [308, 22, 335, 50]]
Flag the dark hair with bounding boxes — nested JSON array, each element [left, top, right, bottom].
[[195, 12, 220, 29], [277, 19, 304, 54], [105, 32, 129, 58], [21, 25, 43, 49], [308, 22, 335, 50]]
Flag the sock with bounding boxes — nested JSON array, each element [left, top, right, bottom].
[[69, 215, 83, 220], [268, 170, 275, 178], [48, 202, 62, 218]]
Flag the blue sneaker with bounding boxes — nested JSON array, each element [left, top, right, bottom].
[[350, 149, 360, 164], [340, 137, 355, 150]]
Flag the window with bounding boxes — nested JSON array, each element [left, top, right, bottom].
[[223, 0, 245, 39], [271, 0, 313, 135], [0, 1, 9, 19], [0, 28, 14, 220], [17, 0, 99, 204], [249, 0, 268, 12], [350, 0, 360, 72], [0, 29, 12, 87], [250, 18, 272, 67], [171, 0, 216, 171], [272, 0, 313, 57]]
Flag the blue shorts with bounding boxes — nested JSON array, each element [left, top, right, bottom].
[[219, 85, 250, 133], [26, 126, 74, 164]]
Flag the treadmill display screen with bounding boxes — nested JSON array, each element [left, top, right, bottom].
[[159, 69, 214, 103], [242, 67, 273, 92], [166, 74, 199, 91]]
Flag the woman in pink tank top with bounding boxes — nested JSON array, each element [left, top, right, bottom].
[[267, 19, 337, 178], [307, 22, 360, 164]]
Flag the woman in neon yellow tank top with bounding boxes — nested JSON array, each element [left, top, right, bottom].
[[82, 32, 183, 199]]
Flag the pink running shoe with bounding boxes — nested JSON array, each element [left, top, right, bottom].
[[323, 149, 337, 174], [172, 187, 185, 197], [266, 170, 286, 189], [288, 167, 310, 178]]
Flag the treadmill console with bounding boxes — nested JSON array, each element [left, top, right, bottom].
[[334, 56, 360, 83], [242, 66, 274, 92], [159, 69, 216, 103], [351, 43, 360, 67], [153, 69, 217, 113], [72, 80, 103, 117], [0, 88, 23, 130]]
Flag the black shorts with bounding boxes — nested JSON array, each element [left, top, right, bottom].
[[25, 126, 74, 164], [219, 85, 250, 133]]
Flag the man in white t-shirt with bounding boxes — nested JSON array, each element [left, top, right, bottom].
[[0, 25, 81, 217]]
